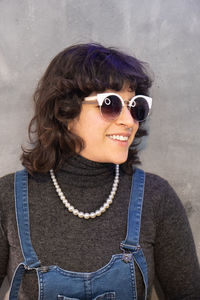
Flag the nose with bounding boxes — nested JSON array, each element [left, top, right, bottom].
[[116, 104, 136, 127]]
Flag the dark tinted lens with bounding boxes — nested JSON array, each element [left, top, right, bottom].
[[130, 97, 149, 122], [101, 95, 122, 120]]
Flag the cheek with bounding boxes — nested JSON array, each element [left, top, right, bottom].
[[130, 122, 139, 143], [69, 114, 106, 141]]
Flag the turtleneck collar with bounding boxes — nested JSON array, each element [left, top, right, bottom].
[[56, 155, 116, 188]]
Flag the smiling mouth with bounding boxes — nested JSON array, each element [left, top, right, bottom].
[[107, 135, 129, 141]]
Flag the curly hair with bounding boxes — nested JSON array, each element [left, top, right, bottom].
[[21, 43, 152, 174]]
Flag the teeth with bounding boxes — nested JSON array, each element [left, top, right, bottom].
[[109, 135, 128, 141]]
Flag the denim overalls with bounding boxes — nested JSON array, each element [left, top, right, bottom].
[[9, 168, 148, 300]]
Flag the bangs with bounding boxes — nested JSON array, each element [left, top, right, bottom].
[[70, 45, 151, 96]]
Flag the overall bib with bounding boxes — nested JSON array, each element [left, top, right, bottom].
[[9, 168, 148, 300]]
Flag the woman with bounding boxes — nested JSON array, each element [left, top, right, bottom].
[[0, 43, 200, 300]]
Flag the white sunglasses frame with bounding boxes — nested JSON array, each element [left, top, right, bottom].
[[83, 93, 152, 122]]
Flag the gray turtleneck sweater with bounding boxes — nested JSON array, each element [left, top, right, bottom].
[[0, 156, 200, 299]]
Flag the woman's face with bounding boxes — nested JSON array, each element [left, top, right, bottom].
[[68, 88, 139, 164]]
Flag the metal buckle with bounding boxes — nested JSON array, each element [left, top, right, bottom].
[[122, 252, 132, 263], [40, 266, 49, 273], [120, 243, 132, 263]]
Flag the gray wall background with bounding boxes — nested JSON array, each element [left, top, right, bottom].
[[0, 0, 200, 299]]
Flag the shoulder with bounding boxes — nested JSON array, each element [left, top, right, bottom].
[[0, 173, 17, 231], [145, 171, 170, 191], [142, 170, 186, 221], [0, 172, 16, 209], [0, 172, 15, 194], [131, 167, 179, 201], [144, 170, 180, 200]]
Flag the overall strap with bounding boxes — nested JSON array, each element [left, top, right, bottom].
[[121, 168, 145, 251], [120, 168, 148, 299], [9, 169, 40, 300], [14, 169, 40, 267]]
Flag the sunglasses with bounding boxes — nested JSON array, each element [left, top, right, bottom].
[[83, 93, 152, 122]]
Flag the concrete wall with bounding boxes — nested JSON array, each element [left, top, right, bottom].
[[0, 0, 200, 299]]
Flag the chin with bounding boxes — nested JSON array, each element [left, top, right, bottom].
[[110, 154, 128, 165]]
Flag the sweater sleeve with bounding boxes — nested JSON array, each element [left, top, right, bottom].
[[154, 180, 200, 299], [0, 174, 13, 288], [0, 215, 9, 287]]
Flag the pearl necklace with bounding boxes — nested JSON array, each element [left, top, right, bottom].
[[49, 165, 119, 219]]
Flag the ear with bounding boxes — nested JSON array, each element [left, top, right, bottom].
[[67, 119, 74, 131], [67, 115, 79, 132], [67, 122, 72, 131]]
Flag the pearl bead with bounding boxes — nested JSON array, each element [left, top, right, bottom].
[[78, 212, 84, 218], [83, 213, 90, 219], [95, 210, 101, 216], [107, 199, 112, 204], [50, 164, 119, 219], [64, 202, 70, 208], [103, 203, 109, 209], [90, 212, 96, 218], [68, 205, 74, 212], [100, 206, 106, 213]]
